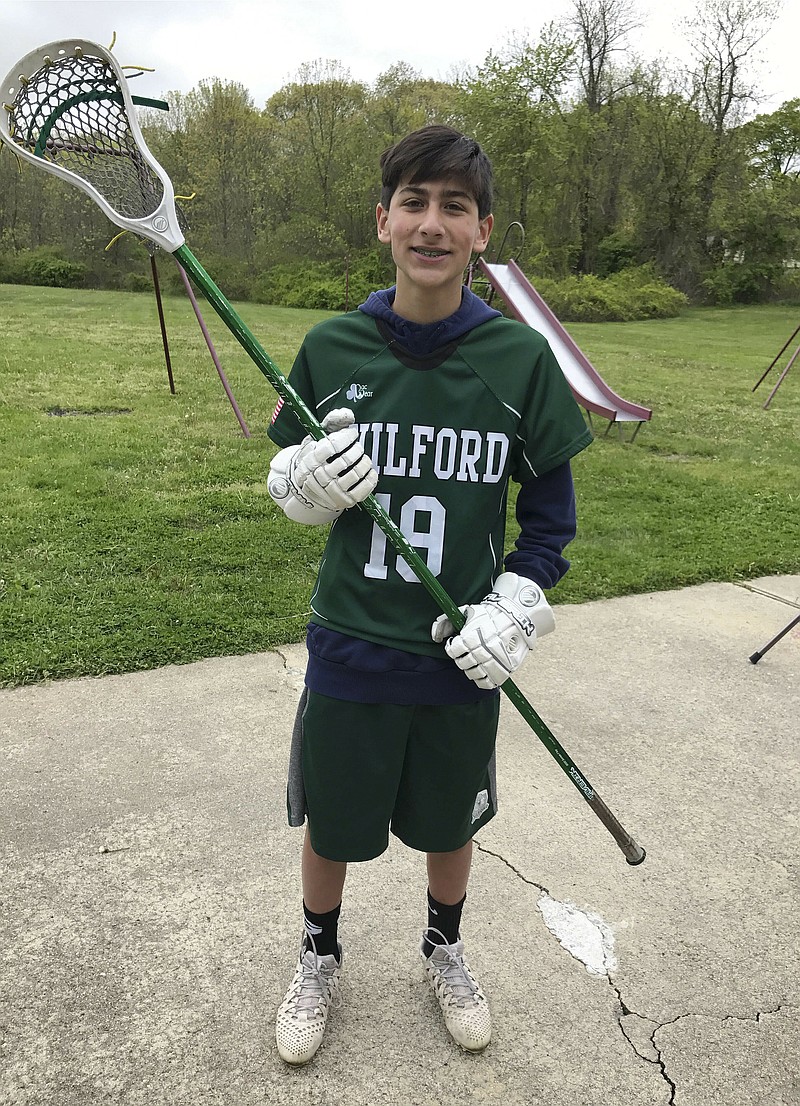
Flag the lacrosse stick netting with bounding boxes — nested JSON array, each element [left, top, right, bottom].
[[0, 39, 645, 865], [1, 40, 181, 246], [0, 40, 323, 420]]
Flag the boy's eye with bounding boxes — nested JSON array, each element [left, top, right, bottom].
[[401, 198, 466, 213]]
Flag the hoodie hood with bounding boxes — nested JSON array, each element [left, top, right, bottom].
[[359, 285, 502, 358]]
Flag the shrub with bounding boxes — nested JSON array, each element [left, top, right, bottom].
[[0, 253, 19, 283], [609, 266, 689, 318], [595, 231, 642, 278], [13, 247, 86, 288], [123, 271, 153, 293], [254, 250, 394, 312], [771, 267, 800, 306], [535, 266, 687, 322], [254, 256, 686, 321], [160, 253, 255, 301], [701, 262, 786, 306]]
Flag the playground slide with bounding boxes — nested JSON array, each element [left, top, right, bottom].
[[479, 259, 652, 426]]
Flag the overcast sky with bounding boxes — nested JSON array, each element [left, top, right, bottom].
[[1, 0, 797, 115]]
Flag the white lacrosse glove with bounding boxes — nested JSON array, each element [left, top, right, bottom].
[[268, 408, 378, 525], [431, 572, 555, 690]]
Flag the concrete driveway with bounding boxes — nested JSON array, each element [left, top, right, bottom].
[[1, 576, 798, 1105]]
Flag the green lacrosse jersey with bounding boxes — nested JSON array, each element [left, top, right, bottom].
[[269, 311, 592, 657]]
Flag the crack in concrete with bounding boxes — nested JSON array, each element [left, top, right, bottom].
[[274, 648, 306, 689], [611, 987, 680, 1103], [610, 993, 794, 1103], [477, 842, 677, 1097], [475, 840, 795, 1105], [477, 844, 617, 979], [473, 841, 550, 896], [650, 1021, 679, 1105], [719, 1004, 790, 1024]]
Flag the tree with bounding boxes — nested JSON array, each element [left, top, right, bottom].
[[370, 63, 458, 144], [745, 99, 800, 178], [685, 0, 778, 137], [460, 29, 575, 268], [709, 99, 800, 302], [623, 64, 717, 290], [267, 61, 366, 223], [566, 0, 641, 273], [158, 79, 270, 259], [678, 0, 780, 273], [569, 0, 641, 113]]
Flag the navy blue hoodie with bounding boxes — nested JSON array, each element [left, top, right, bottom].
[[304, 286, 578, 705]]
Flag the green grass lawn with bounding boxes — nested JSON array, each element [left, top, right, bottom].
[[1, 283, 798, 687]]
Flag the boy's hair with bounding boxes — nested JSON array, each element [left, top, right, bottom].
[[380, 125, 493, 219]]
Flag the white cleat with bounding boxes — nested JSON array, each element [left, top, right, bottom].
[[275, 939, 342, 1065], [421, 931, 491, 1052]]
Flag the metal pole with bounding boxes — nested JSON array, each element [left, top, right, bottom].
[[763, 344, 799, 410], [753, 322, 800, 392], [175, 261, 251, 439], [150, 255, 176, 395], [749, 613, 800, 663]]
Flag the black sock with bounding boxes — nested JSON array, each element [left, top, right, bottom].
[[302, 901, 341, 960], [423, 890, 466, 958]]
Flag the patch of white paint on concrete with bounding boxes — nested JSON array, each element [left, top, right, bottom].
[[537, 894, 617, 977]]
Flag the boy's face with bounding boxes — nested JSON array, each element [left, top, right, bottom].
[[376, 178, 493, 316]]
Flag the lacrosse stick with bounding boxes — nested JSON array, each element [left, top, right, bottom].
[[0, 39, 645, 865]]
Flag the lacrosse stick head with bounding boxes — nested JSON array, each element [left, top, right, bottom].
[[0, 39, 184, 251]]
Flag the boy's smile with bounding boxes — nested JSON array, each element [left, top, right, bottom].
[[376, 180, 493, 323]]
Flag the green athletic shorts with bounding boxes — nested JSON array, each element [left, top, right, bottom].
[[300, 691, 500, 862]]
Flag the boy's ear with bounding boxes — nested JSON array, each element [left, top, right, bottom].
[[473, 213, 494, 255], [376, 203, 391, 244]]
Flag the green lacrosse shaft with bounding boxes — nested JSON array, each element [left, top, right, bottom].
[[175, 244, 645, 866]]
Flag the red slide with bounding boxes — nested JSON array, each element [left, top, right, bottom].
[[479, 259, 652, 430]]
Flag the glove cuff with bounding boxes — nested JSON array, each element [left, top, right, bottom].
[[488, 572, 555, 641]]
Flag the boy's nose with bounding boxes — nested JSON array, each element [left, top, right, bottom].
[[419, 206, 445, 236]]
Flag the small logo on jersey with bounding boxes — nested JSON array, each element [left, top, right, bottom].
[[270, 397, 284, 424], [471, 789, 490, 823], [346, 383, 373, 402]]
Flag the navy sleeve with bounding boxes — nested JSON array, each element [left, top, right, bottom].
[[503, 462, 577, 589]]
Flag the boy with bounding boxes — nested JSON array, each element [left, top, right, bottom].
[[267, 125, 592, 1065]]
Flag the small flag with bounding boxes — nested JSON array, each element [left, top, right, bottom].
[[270, 397, 284, 424]]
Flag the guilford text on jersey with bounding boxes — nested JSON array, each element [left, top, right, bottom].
[[355, 422, 510, 484]]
